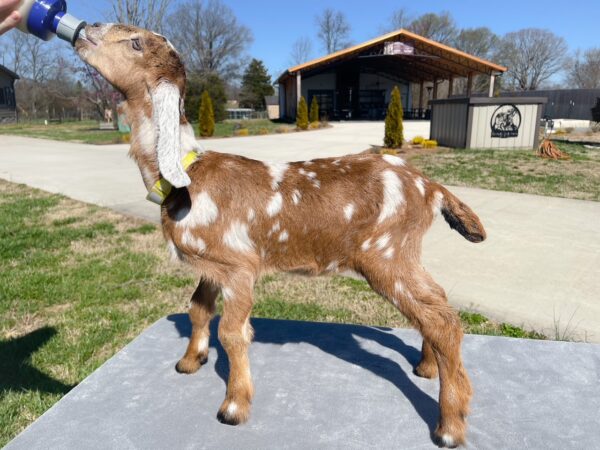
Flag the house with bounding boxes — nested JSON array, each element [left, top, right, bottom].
[[0, 64, 19, 123], [277, 29, 506, 121]]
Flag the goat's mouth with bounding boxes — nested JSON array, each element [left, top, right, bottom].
[[76, 29, 98, 49]]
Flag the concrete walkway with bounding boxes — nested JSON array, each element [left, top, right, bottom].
[[7, 316, 600, 449], [1, 124, 599, 341]]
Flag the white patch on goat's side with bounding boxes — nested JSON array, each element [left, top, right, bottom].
[[378, 169, 404, 223], [395, 281, 404, 294], [197, 336, 209, 353], [376, 233, 391, 250], [326, 260, 339, 272], [247, 208, 255, 222], [152, 82, 190, 188], [182, 229, 206, 252], [177, 191, 219, 227], [266, 192, 283, 217], [226, 402, 238, 416], [222, 287, 234, 301], [298, 168, 307, 176], [382, 154, 406, 166], [432, 191, 444, 216], [291, 189, 302, 205], [303, 161, 313, 166], [306, 171, 317, 179], [265, 161, 289, 190], [223, 221, 254, 253], [383, 246, 394, 259], [333, 159, 341, 166], [361, 238, 372, 251], [278, 230, 289, 242], [166, 240, 183, 261], [268, 221, 281, 237], [343, 203, 355, 222], [312, 180, 321, 189], [414, 177, 426, 196]]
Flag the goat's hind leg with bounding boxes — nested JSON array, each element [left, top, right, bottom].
[[362, 263, 472, 448], [176, 279, 219, 374]]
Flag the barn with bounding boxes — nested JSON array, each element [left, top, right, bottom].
[[0, 64, 19, 123], [277, 29, 506, 121]]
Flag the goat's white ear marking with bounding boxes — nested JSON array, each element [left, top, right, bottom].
[[152, 82, 190, 188]]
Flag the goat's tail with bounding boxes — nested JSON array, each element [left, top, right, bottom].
[[435, 186, 487, 243]]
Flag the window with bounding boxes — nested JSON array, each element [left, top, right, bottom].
[[5, 87, 14, 107], [308, 90, 334, 120]]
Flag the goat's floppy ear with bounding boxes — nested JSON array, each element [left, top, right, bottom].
[[151, 82, 191, 188]]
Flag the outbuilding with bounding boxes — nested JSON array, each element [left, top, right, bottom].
[[277, 29, 507, 121], [0, 64, 19, 123]]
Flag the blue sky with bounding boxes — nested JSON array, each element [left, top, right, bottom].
[[70, 0, 600, 79]]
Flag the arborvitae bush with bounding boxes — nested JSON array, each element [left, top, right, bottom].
[[309, 96, 319, 123], [384, 86, 404, 148], [198, 90, 215, 137], [296, 96, 309, 130]]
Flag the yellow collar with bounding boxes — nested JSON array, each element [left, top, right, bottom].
[[146, 151, 200, 205]]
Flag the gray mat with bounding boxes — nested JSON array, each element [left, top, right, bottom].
[[6, 315, 600, 449]]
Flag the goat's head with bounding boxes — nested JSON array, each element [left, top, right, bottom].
[[76, 23, 191, 188]]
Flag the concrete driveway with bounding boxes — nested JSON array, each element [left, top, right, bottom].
[[1, 123, 599, 342]]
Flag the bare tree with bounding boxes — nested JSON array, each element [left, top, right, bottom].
[[290, 37, 313, 66], [167, 0, 253, 80], [110, 0, 173, 33], [566, 48, 600, 89], [380, 7, 413, 34], [316, 8, 351, 54], [453, 27, 500, 94], [495, 28, 567, 91], [407, 11, 457, 44]]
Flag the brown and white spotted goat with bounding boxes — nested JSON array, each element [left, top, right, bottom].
[[76, 23, 486, 448]]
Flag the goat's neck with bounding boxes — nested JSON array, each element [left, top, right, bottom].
[[129, 109, 161, 191]]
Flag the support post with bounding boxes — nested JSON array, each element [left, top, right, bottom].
[[448, 76, 454, 97], [418, 80, 425, 117], [433, 78, 439, 100], [296, 72, 302, 106], [466, 72, 474, 97], [489, 74, 496, 97]]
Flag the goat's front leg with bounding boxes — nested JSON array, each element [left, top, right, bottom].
[[216, 275, 255, 425], [176, 279, 219, 374]]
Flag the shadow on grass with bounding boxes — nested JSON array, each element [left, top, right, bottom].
[[167, 314, 439, 441], [0, 327, 74, 395]]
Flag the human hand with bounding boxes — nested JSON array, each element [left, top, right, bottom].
[[0, 0, 21, 36]]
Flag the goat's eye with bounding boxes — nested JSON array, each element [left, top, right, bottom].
[[131, 38, 142, 51]]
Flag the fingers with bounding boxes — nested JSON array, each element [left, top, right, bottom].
[[0, 0, 21, 36], [0, 10, 21, 36]]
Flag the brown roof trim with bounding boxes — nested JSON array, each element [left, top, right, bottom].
[[281, 29, 507, 81], [0, 64, 20, 80]]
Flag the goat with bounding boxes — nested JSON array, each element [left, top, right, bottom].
[[76, 23, 486, 448]]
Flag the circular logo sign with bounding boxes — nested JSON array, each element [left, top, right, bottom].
[[490, 104, 522, 138]]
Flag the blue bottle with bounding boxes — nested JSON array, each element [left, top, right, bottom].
[[15, 0, 86, 45]]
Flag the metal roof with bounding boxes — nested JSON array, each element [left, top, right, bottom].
[[0, 64, 20, 80], [278, 29, 506, 83]]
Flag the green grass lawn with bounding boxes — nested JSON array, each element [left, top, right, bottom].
[[0, 120, 124, 145], [0, 119, 294, 145], [0, 180, 548, 445], [408, 142, 600, 201]]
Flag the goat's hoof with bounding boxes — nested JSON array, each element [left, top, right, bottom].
[[217, 399, 250, 426], [175, 355, 207, 374], [433, 423, 465, 448], [414, 361, 438, 379]]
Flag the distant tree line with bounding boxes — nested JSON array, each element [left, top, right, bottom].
[[291, 8, 600, 92]]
